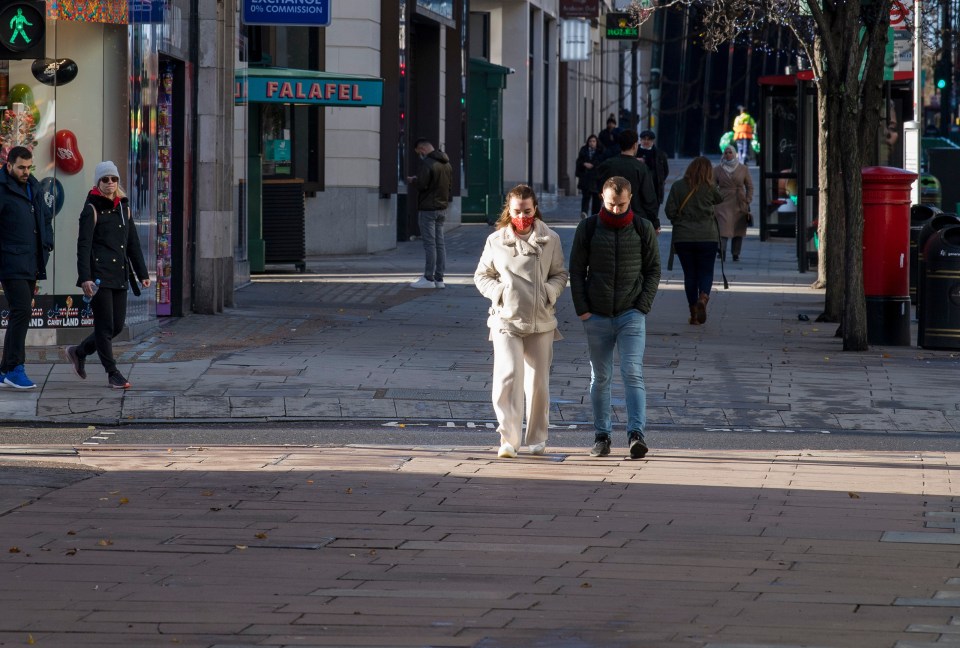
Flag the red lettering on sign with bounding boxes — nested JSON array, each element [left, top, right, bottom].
[[279, 83, 294, 99], [325, 83, 337, 99], [266, 81, 279, 97], [339, 84, 350, 100], [308, 83, 323, 99], [352, 85, 362, 101], [295, 83, 307, 99]]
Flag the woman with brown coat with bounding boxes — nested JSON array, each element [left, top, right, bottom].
[[713, 145, 753, 261]]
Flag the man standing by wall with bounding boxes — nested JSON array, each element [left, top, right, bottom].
[[0, 147, 53, 389], [407, 138, 453, 289]]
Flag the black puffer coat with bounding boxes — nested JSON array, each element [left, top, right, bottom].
[[76, 192, 149, 290], [0, 168, 53, 281], [569, 214, 661, 317]]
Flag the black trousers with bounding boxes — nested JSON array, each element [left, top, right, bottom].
[[78, 287, 127, 375], [1, 279, 36, 373], [580, 191, 601, 217]]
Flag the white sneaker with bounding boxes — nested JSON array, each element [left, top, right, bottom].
[[409, 277, 436, 289], [529, 442, 547, 456], [497, 442, 517, 458], [434, 280, 446, 289]]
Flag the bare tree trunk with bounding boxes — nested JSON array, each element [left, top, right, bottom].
[[816, 37, 843, 321]]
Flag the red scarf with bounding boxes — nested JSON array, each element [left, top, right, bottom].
[[90, 187, 121, 208], [598, 207, 634, 230]]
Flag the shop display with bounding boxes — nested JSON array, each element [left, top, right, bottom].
[[31, 58, 78, 86], [53, 129, 83, 174], [155, 62, 174, 315], [8, 83, 40, 124], [0, 104, 36, 157], [39, 177, 64, 215]]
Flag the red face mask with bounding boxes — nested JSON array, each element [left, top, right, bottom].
[[511, 215, 535, 232]]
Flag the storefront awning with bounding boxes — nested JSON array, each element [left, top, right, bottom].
[[235, 67, 383, 107]]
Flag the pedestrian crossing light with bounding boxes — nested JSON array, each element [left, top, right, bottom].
[[935, 58, 951, 91], [0, 1, 45, 60]]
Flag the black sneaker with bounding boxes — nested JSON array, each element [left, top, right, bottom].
[[108, 371, 131, 390], [589, 438, 611, 457], [66, 345, 86, 379], [629, 433, 649, 460]]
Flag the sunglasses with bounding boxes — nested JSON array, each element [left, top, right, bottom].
[[99, 176, 119, 183]]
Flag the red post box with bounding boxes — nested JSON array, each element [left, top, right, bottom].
[[861, 166, 917, 346]]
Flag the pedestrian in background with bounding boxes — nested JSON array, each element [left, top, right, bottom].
[[665, 157, 723, 325], [596, 129, 660, 231], [732, 105, 756, 165], [406, 138, 453, 289], [569, 176, 661, 460], [637, 129, 670, 207], [597, 114, 620, 161], [66, 161, 150, 390], [575, 134, 603, 219], [474, 184, 568, 459], [714, 145, 753, 262], [0, 146, 53, 389]]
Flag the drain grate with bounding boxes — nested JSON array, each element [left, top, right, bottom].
[[380, 388, 490, 402]]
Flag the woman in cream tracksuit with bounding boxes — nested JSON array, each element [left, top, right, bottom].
[[474, 184, 569, 459]]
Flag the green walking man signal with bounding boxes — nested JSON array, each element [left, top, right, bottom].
[[0, 1, 44, 60]]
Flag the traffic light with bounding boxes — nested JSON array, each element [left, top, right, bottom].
[[0, 1, 45, 60], [935, 57, 951, 91]]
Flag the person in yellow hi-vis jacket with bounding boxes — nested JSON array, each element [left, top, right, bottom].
[[732, 105, 756, 165]]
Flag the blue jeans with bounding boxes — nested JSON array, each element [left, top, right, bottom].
[[736, 138, 750, 164], [418, 209, 446, 282], [674, 241, 718, 305], [582, 309, 647, 442]]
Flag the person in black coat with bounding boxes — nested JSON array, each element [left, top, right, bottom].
[[65, 161, 150, 390], [575, 134, 603, 219], [637, 130, 670, 207], [0, 146, 54, 389]]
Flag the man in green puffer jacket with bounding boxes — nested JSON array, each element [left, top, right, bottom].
[[569, 175, 661, 462]]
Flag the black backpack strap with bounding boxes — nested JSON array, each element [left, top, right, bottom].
[[583, 214, 598, 246]]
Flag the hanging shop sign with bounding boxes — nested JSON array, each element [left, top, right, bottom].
[[560, 0, 599, 19], [242, 0, 330, 27], [235, 68, 383, 107], [129, 0, 167, 23], [605, 12, 638, 40]]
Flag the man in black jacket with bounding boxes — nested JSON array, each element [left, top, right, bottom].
[[569, 176, 661, 461], [406, 138, 453, 289], [0, 147, 53, 389], [596, 129, 660, 231], [637, 130, 670, 207]]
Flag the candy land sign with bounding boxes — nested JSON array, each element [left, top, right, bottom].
[[0, 295, 93, 329]]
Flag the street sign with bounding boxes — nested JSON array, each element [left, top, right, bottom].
[[605, 12, 638, 40], [0, 1, 44, 60], [890, 0, 911, 29], [242, 0, 331, 27]]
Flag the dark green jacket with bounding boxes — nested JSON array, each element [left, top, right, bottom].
[[569, 214, 661, 317], [414, 150, 452, 211], [596, 154, 660, 229], [664, 179, 723, 243]]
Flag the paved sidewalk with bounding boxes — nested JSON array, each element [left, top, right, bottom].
[[2, 444, 960, 647], [1, 164, 956, 435]]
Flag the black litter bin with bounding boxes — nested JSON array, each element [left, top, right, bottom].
[[919, 225, 960, 349], [917, 213, 960, 332], [911, 204, 942, 304]]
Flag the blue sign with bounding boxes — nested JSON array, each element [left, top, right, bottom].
[[236, 72, 383, 107], [129, 0, 167, 24], [243, 0, 331, 26]]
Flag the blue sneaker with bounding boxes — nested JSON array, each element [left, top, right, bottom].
[[0, 371, 6, 386], [4, 365, 36, 389]]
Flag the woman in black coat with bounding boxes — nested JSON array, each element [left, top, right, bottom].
[[575, 134, 603, 219], [66, 161, 150, 389]]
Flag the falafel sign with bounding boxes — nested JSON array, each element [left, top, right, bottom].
[[235, 69, 383, 107]]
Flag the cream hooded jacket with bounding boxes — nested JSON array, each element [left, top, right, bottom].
[[474, 219, 569, 338]]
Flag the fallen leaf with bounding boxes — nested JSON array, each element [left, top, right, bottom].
[[98, 539, 114, 547], [65, 548, 78, 556], [349, 553, 357, 557], [27, 634, 34, 645], [255, 532, 268, 540], [848, 492, 861, 499], [368, 549, 377, 556], [8, 547, 20, 553], [580, 582, 592, 588], [306, 480, 314, 484], [201, 491, 214, 497], [235, 545, 248, 550], [67, 530, 76, 536], [118, 498, 129, 505], [345, 488, 353, 494]]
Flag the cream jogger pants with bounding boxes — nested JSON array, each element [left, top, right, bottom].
[[490, 329, 555, 449]]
